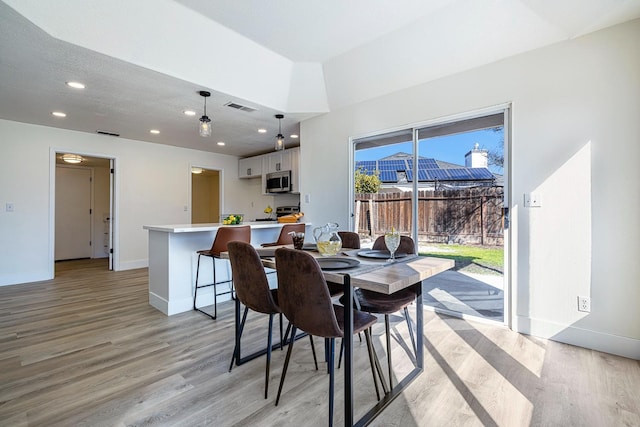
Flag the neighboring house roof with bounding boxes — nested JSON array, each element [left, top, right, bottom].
[[355, 152, 500, 186]]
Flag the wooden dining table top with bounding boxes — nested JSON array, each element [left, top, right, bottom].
[[223, 245, 454, 295]]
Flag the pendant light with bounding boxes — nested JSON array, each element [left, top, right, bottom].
[[275, 114, 284, 151], [199, 91, 212, 137]]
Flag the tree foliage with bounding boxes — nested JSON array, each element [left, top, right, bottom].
[[354, 168, 381, 193]]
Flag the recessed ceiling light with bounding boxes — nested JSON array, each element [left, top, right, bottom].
[[217, 141, 225, 146], [183, 110, 196, 116], [52, 111, 66, 117], [61, 153, 83, 164], [66, 81, 85, 89], [290, 134, 299, 139], [192, 167, 203, 174], [258, 128, 267, 133], [149, 129, 160, 134]]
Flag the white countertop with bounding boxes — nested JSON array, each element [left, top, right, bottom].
[[143, 222, 305, 233]]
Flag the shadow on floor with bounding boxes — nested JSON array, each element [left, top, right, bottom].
[[422, 270, 504, 322]]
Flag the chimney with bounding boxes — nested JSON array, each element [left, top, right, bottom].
[[465, 142, 488, 168]]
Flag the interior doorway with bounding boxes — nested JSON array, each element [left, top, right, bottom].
[[191, 167, 221, 223], [53, 152, 113, 272], [351, 107, 509, 324]]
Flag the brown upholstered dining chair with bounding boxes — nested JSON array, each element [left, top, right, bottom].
[[261, 223, 305, 247], [227, 241, 285, 399], [325, 231, 361, 297], [193, 225, 251, 319], [274, 248, 385, 425], [341, 235, 418, 389], [337, 231, 361, 249]]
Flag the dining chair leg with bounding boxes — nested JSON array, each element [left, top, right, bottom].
[[363, 329, 381, 400], [228, 304, 249, 372], [337, 338, 344, 369], [279, 313, 284, 350], [265, 313, 274, 399], [310, 335, 319, 370], [276, 326, 297, 406], [404, 306, 417, 355], [385, 314, 393, 389]]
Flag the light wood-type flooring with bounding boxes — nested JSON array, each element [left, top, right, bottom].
[[1, 259, 638, 426]]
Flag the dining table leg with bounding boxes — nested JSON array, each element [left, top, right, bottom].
[[343, 274, 354, 427], [347, 279, 425, 427]]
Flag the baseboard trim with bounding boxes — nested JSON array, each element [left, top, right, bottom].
[[514, 315, 640, 360]]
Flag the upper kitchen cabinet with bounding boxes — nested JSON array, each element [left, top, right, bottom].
[[238, 155, 263, 178], [263, 150, 292, 174]]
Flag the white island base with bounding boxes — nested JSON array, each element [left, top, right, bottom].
[[143, 222, 310, 316]]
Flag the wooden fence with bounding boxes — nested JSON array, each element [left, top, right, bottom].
[[355, 187, 504, 246]]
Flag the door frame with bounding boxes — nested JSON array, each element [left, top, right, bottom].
[[349, 103, 512, 327], [189, 164, 223, 224], [49, 148, 117, 276]]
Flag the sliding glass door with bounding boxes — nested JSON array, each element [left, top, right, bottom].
[[351, 108, 509, 324]]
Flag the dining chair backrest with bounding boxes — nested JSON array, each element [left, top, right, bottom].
[[337, 231, 360, 249], [227, 241, 280, 314], [273, 223, 305, 245], [275, 248, 343, 338], [372, 235, 416, 254], [210, 226, 251, 257]]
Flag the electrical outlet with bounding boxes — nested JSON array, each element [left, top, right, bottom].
[[524, 193, 542, 207], [577, 296, 591, 312]]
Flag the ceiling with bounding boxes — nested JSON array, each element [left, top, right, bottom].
[[2, 0, 640, 158]]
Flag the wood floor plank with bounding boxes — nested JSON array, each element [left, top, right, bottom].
[[0, 259, 638, 426]]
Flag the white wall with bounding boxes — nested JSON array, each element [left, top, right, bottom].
[[0, 120, 253, 285], [300, 20, 640, 359]]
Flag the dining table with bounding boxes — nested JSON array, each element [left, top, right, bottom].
[[224, 244, 454, 426]]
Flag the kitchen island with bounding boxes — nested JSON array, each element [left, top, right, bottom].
[[143, 222, 310, 316]]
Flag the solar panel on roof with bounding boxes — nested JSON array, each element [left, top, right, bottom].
[[448, 168, 474, 180], [426, 169, 450, 180], [379, 170, 397, 182], [468, 168, 495, 179], [418, 158, 438, 169]]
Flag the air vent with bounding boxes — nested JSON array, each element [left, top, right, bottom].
[[224, 102, 257, 113], [96, 130, 120, 137]]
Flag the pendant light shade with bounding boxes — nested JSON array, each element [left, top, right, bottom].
[[199, 91, 212, 137], [275, 114, 284, 151]]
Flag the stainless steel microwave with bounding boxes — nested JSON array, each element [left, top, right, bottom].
[[266, 170, 291, 193]]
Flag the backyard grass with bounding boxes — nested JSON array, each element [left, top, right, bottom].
[[418, 243, 504, 275]]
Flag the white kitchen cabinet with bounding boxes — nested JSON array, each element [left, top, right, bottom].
[[289, 147, 300, 193], [263, 150, 292, 174], [260, 147, 300, 194], [238, 155, 263, 178]]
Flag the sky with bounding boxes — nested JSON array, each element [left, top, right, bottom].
[[355, 127, 504, 174]]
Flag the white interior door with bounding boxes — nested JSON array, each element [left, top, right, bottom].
[[55, 166, 92, 260]]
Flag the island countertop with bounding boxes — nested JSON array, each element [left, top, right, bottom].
[[143, 221, 293, 233], [144, 221, 311, 316]]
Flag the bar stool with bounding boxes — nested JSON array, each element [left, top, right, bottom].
[[193, 225, 251, 319], [261, 223, 305, 247]]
